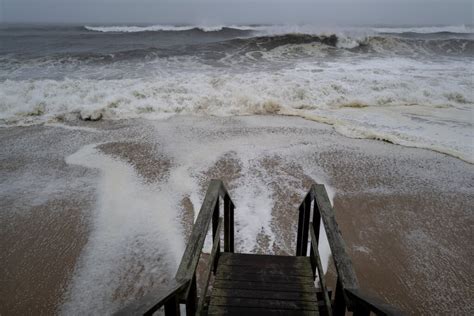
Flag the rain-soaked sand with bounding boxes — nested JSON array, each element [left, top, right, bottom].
[[0, 115, 472, 315]]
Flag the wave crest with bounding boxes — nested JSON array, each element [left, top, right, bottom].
[[84, 25, 256, 33], [373, 25, 473, 34]]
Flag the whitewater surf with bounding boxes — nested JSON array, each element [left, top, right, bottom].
[[1, 24, 473, 162]]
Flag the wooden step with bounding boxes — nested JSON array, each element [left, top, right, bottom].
[[208, 253, 320, 315]]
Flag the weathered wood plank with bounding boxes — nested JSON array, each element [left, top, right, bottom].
[[219, 260, 313, 271], [218, 261, 313, 271], [216, 263, 314, 277], [215, 271, 315, 284], [209, 296, 320, 311], [218, 252, 311, 265], [211, 288, 319, 302], [208, 305, 319, 316], [213, 280, 318, 293]]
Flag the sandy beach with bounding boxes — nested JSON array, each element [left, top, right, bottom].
[[0, 115, 472, 315]]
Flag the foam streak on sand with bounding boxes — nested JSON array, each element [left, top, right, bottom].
[[62, 144, 186, 314]]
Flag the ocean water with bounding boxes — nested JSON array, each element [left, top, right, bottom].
[[0, 24, 473, 162]]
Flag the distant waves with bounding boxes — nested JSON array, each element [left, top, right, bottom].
[[84, 25, 256, 33], [84, 24, 474, 35]]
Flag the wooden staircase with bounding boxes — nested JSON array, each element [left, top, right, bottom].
[[209, 253, 324, 315], [116, 180, 402, 316]]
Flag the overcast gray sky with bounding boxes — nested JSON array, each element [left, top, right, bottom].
[[1, 0, 472, 25]]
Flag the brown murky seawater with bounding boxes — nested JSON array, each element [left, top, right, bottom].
[[0, 116, 472, 315]]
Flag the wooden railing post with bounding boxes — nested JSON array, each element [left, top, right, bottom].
[[224, 194, 234, 252], [310, 191, 321, 276], [354, 306, 371, 316], [196, 218, 223, 315], [212, 199, 219, 242], [229, 201, 234, 252], [302, 195, 311, 255], [296, 203, 305, 256], [297, 194, 311, 256], [184, 274, 197, 315], [163, 295, 180, 316], [312, 189, 321, 243], [212, 200, 220, 273], [296, 192, 312, 256], [309, 225, 333, 316], [333, 277, 346, 316]]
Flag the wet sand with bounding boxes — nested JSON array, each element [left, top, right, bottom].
[[0, 116, 472, 315]]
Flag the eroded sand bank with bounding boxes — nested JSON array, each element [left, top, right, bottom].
[[0, 116, 472, 315]]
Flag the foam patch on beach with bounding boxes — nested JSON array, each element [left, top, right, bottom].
[[62, 144, 186, 314]]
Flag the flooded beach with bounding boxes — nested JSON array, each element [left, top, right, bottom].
[[1, 116, 472, 314]]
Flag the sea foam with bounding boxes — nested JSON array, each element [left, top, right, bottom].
[[1, 25, 473, 163], [1, 54, 472, 163]]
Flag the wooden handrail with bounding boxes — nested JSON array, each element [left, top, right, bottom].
[[309, 225, 333, 316], [297, 183, 402, 316], [313, 184, 359, 291], [345, 289, 404, 316], [115, 180, 234, 315], [176, 179, 234, 282], [113, 279, 189, 316], [196, 218, 223, 315]]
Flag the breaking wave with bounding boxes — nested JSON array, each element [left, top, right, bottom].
[[373, 25, 474, 34], [351, 36, 474, 56], [1, 24, 473, 163], [84, 24, 474, 35], [84, 25, 256, 33], [1, 54, 472, 163], [2, 34, 471, 73]]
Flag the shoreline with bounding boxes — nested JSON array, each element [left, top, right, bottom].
[[0, 115, 472, 314], [2, 109, 472, 165]]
